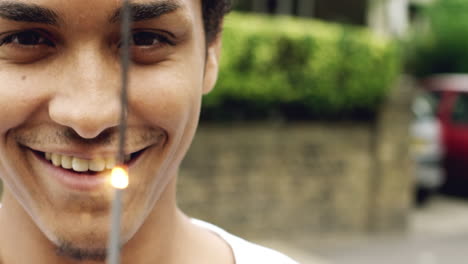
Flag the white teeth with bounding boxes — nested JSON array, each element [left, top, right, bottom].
[[44, 152, 120, 173], [89, 158, 105, 172], [61, 155, 73, 169], [105, 157, 116, 169], [51, 153, 61, 167], [72, 158, 89, 172]]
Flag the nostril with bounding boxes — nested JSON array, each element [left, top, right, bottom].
[[49, 98, 120, 139]]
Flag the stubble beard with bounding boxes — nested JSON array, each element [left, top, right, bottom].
[[55, 239, 107, 262]]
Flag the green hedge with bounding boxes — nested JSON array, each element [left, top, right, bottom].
[[406, 0, 468, 77], [201, 12, 401, 121]]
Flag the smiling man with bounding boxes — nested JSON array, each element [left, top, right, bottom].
[[0, 0, 298, 263]]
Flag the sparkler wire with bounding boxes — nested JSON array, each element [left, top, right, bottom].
[[107, 1, 131, 264], [118, 0, 131, 166]]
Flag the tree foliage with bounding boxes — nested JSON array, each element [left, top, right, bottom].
[[202, 12, 401, 121]]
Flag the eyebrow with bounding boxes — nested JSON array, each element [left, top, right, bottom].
[[0, 1, 59, 25], [109, 1, 181, 23]]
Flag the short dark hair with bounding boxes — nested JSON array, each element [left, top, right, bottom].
[[202, 0, 232, 43]]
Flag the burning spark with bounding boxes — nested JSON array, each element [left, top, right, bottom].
[[111, 167, 129, 189]]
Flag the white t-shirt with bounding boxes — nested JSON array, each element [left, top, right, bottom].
[[192, 219, 299, 264]]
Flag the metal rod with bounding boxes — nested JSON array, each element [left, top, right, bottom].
[[117, 0, 131, 166], [107, 189, 123, 264], [107, 0, 132, 264]]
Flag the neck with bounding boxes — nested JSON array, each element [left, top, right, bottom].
[[0, 179, 194, 264]]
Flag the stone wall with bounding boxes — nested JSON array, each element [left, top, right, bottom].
[[178, 78, 414, 241], [369, 77, 415, 232]]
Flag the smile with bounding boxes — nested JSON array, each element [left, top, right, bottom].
[[31, 147, 148, 174], [44, 152, 130, 173], [24, 146, 151, 192]]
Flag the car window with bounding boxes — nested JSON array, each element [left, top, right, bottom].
[[452, 93, 468, 124], [412, 91, 442, 120]]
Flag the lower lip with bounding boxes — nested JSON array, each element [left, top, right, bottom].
[[32, 153, 109, 191]]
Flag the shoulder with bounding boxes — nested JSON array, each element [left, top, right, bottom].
[[191, 219, 299, 264], [226, 235, 299, 264]]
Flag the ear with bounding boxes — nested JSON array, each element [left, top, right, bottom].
[[202, 35, 222, 95]]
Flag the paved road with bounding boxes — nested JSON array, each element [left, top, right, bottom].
[[317, 195, 468, 264], [259, 195, 468, 263]]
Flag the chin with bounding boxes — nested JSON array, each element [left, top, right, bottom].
[[40, 213, 110, 250], [55, 238, 108, 262], [42, 230, 109, 262], [34, 199, 146, 259]]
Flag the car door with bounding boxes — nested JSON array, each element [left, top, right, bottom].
[[444, 92, 468, 172]]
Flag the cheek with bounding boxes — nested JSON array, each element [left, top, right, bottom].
[[129, 64, 205, 133], [0, 69, 51, 134]]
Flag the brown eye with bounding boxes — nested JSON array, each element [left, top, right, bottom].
[[0, 30, 54, 47], [123, 30, 176, 65], [0, 30, 56, 63], [131, 31, 171, 47]]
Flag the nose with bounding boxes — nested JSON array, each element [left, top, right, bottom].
[[49, 45, 120, 139]]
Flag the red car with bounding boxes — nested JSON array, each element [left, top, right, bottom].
[[423, 74, 468, 189]]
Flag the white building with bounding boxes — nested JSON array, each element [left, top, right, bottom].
[[248, 0, 436, 38], [368, 0, 435, 38]]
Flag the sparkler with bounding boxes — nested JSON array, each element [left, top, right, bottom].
[[107, 167, 129, 264], [107, 0, 132, 263]]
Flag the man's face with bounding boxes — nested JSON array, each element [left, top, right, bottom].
[[0, 0, 218, 255]]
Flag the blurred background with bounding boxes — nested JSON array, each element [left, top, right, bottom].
[[176, 0, 468, 263]]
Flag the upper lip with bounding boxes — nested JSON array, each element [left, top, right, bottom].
[[16, 128, 167, 159]]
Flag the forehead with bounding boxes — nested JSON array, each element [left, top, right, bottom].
[[0, 0, 201, 26]]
